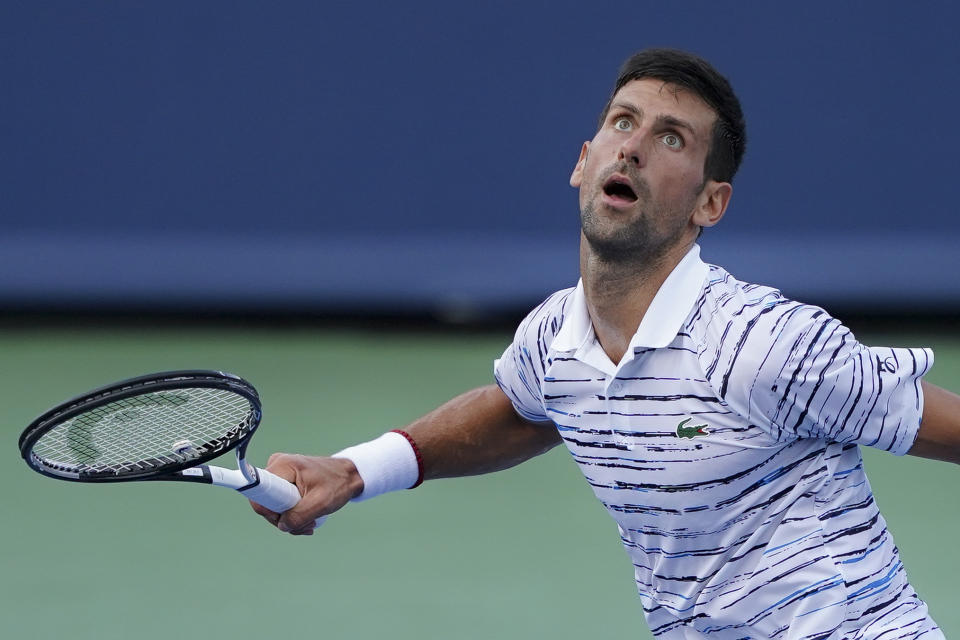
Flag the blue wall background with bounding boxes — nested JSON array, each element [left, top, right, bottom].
[[3, 1, 957, 317]]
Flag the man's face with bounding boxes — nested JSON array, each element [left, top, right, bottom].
[[570, 78, 722, 264]]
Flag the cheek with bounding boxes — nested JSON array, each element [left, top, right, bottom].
[[579, 154, 603, 191], [657, 153, 703, 192], [585, 132, 617, 163]]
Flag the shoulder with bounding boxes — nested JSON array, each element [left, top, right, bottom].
[[684, 263, 932, 449], [691, 264, 827, 342], [691, 264, 841, 401], [494, 286, 577, 422], [695, 264, 792, 326], [511, 285, 577, 353]]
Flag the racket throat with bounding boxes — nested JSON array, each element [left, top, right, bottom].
[[205, 464, 260, 491], [187, 443, 258, 491], [157, 447, 260, 490], [235, 441, 259, 488]]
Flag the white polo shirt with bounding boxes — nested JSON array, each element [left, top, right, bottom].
[[494, 245, 941, 639]]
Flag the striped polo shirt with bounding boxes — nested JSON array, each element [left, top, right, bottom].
[[494, 245, 941, 639]]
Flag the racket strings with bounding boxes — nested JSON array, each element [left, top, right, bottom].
[[31, 388, 254, 475]]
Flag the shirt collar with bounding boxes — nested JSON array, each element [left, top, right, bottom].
[[552, 244, 709, 354]]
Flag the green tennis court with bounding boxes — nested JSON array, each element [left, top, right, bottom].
[[2, 323, 957, 638]]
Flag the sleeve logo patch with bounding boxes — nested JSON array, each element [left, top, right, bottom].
[[877, 355, 897, 374], [676, 418, 710, 439]]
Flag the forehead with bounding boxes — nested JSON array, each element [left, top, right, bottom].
[[610, 78, 717, 135]]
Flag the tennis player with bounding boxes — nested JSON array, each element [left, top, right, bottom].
[[250, 49, 959, 639]]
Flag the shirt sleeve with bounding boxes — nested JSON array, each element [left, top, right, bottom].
[[712, 301, 933, 455], [493, 291, 569, 424]]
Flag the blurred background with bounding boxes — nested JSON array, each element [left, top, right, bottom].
[[2, 2, 958, 638]]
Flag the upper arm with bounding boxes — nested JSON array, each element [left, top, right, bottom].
[[909, 381, 960, 464]]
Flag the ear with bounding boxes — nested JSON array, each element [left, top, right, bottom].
[[691, 180, 732, 228], [569, 142, 590, 188]]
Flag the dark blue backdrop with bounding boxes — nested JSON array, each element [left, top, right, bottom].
[[3, 2, 957, 316]]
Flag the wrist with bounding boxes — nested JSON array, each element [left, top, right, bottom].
[[332, 431, 423, 502], [333, 457, 365, 500]]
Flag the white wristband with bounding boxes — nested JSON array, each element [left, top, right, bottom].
[[332, 431, 420, 502]]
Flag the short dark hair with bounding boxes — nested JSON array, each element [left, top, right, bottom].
[[598, 48, 747, 184]]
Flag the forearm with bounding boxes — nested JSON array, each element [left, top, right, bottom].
[[250, 384, 560, 534], [403, 384, 562, 480], [908, 380, 960, 464]]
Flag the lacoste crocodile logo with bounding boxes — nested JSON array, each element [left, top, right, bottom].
[[676, 418, 710, 439]]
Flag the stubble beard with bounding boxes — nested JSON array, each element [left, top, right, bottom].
[[580, 165, 700, 269]]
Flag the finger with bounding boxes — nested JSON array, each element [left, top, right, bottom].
[[264, 453, 298, 484], [249, 500, 281, 526], [288, 524, 316, 536], [277, 477, 338, 531], [278, 506, 319, 533]]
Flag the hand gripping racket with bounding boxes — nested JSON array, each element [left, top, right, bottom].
[[18, 370, 325, 528]]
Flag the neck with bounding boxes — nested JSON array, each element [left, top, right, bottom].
[[579, 235, 693, 364]]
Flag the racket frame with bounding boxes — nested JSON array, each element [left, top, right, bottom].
[[18, 370, 262, 484], [19, 369, 320, 524]]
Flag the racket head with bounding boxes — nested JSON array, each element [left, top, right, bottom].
[[19, 370, 261, 483]]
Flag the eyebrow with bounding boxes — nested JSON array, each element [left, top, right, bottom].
[[609, 102, 699, 139], [656, 115, 698, 138]]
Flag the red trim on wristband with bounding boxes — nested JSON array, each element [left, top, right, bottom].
[[390, 429, 424, 488]]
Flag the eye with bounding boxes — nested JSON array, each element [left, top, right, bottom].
[[661, 133, 683, 149], [613, 117, 632, 131]]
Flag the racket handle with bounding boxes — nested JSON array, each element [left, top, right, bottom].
[[239, 467, 327, 529]]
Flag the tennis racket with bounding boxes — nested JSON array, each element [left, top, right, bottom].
[[18, 370, 325, 528]]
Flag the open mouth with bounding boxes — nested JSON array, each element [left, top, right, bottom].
[[602, 177, 638, 203]]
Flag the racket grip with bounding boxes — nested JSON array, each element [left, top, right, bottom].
[[240, 467, 328, 529]]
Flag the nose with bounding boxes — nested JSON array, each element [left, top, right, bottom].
[[617, 130, 648, 167]]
